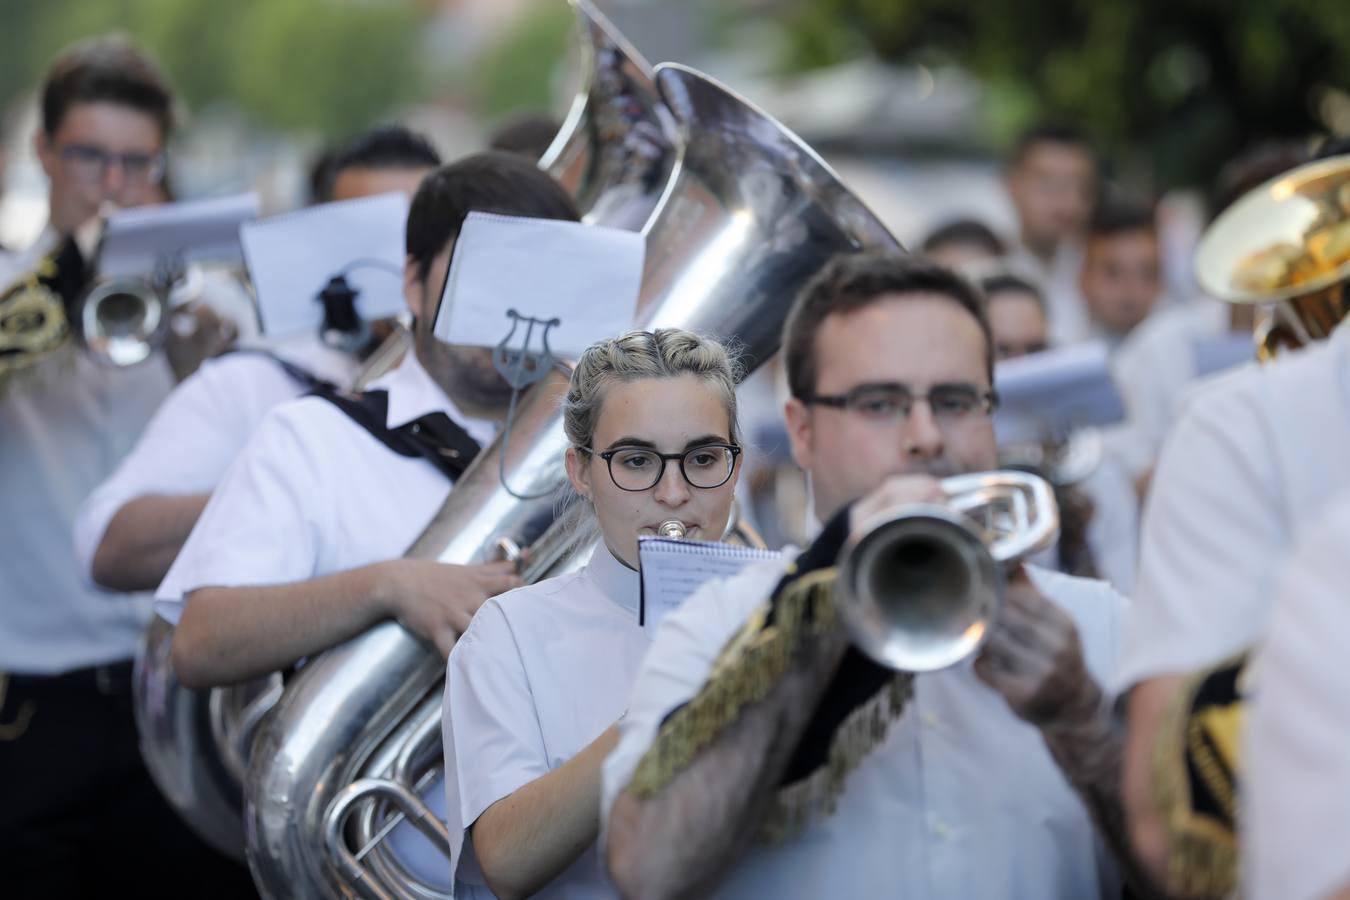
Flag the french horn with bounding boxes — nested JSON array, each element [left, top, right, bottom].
[[245, 62, 897, 900], [1194, 153, 1350, 360]]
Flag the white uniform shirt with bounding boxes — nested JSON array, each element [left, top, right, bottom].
[[1, 346, 176, 673], [155, 351, 495, 613], [1080, 448, 1139, 596], [1117, 323, 1350, 690], [154, 352, 495, 887], [0, 225, 60, 289], [1006, 238, 1089, 346], [601, 560, 1126, 900], [1107, 300, 1231, 478], [73, 334, 358, 583], [1243, 492, 1350, 900], [444, 544, 646, 900]]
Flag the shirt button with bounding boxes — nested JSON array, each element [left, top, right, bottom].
[[922, 711, 939, 727]]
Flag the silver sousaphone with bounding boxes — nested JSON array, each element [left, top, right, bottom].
[[246, 62, 898, 900]]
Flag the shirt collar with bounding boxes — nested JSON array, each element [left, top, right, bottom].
[[371, 352, 498, 447], [584, 541, 641, 620]]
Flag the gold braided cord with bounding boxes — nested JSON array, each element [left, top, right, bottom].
[[1151, 654, 1248, 898], [628, 567, 912, 840]]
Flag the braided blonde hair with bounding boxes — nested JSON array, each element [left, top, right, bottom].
[[563, 328, 743, 451]]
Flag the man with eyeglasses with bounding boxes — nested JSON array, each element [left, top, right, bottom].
[[602, 253, 1136, 899], [0, 35, 260, 897]]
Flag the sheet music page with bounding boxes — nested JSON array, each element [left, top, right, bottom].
[[239, 192, 409, 337], [98, 193, 260, 277], [638, 536, 782, 635], [431, 211, 643, 359], [993, 340, 1126, 443]]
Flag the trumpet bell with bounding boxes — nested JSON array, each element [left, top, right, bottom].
[[80, 277, 166, 367], [837, 506, 1001, 672]]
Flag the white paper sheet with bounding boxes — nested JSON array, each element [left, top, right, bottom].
[[97, 193, 259, 277], [993, 340, 1126, 444], [638, 536, 782, 636], [431, 211, 645, 360], [240, 192, 409, 338]]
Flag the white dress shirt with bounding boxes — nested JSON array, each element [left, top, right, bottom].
[[156, 350, 496, 612], [1080, 447, 1139, 596], [1107, 300, 1233, 479], [601, 560, 1125, 900], [1117, 323, 1350, 691], [1, 345, 175, 673], [1006, 238, 1089, 346], [443, 543, 647, 900], [1243, 491, 1350, 900], [155, 352, 496, 889], [73, 334, 358, 584]]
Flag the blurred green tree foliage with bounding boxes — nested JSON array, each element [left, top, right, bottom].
[[767, 0, 1350, 187], [0, 0, 431, 137]]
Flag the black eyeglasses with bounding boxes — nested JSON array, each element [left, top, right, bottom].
[[57, 143, 167, 186], [801, 383, 999, 423], [580, 443, 742, 492]]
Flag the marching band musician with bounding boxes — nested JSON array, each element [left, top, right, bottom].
[[443, 328, 748, 899], [154, 152, 579, 883], [1243, 492, 1350, 900], [978, 270, 1139, 594], [602, 253, 1135, 900], [1118, 152, 1350, 898], [0, 35, 257, 897], [73, 124, 441, 594]]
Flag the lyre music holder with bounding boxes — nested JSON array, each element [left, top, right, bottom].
[[493, 309, 565, 500], [492, 308, 562, 389]]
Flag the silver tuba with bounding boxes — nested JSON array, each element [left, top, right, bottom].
[[245, 61, 898, 900], [835, 470, 1060, 672], [129, 0, 674, 871], [539, 0, 676, 229]]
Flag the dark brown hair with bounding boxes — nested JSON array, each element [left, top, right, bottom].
[[41, 35, 176, 138], [405, 151, 580, 283], [783, 252, 995, 399]]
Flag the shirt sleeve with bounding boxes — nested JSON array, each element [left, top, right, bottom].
[[443, 597, 551, 890], [153, 400, 327, 623], [599, 560, 783, 844], [1244, 497, 1350, 900], [1117, 372, 1284, 692], [73, 357, 264, 585]]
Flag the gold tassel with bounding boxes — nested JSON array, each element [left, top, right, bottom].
[[1150, 656, 1246, 898], [628, 569, 839, 799], [761, 671, 912, 843]]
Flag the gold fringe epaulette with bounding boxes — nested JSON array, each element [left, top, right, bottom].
[[0, 262, 70, 381], [761, 670, 911, 843], [1151, 654, 1247, 898], [627, 567, 912, 842]]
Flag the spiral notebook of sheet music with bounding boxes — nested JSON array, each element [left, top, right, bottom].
[[637, 536, 783, 634]]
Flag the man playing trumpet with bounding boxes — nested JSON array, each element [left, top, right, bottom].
[[602, 253, 1134, 899]]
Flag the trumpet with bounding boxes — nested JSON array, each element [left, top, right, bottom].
[[835, 471, 1059, 672], [79, 272, 172, 367]]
